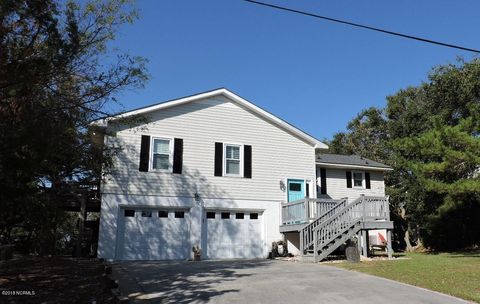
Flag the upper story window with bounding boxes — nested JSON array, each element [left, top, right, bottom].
[[224, 144, 241, 176], [352, 171, 364, 188], [152, 138, 172, 171]]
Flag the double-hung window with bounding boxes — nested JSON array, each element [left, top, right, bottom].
[[352, 171, 364, 188], [152, 138, 172, 171], [224, 144, 241, 176]]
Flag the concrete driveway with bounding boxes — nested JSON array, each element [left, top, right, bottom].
[[112, 259, 470, 304]]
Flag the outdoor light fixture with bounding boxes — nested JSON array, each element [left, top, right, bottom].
[[194, 192, 201, 202], [279, 180, 286, 191]]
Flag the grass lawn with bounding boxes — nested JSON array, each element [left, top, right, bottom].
[[333, 250, 480, 303]]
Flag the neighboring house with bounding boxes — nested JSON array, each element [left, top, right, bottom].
[[93, 88, 393, 262]]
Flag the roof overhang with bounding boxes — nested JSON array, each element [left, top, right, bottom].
[[316, 162, 393, 171], [91, 88, 329, 149]]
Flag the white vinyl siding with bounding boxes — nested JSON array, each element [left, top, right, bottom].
[[103, 96, 316, 201], [318, 168, 385, 201]]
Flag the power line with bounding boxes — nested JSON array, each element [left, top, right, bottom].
[[243, 0, 480, 53]]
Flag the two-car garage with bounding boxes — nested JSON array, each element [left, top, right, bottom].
[[115, 207, 264, 260]]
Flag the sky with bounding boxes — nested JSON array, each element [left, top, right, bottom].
[[108, 0, 479, 140]]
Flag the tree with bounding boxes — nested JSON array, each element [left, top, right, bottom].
[[329, 107, 388, 160], [329, 59, 480, 250], [0, 0, 147, 254], [391, 108, 480, 249]]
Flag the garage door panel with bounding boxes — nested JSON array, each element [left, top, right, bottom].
[[220, 220, 237, 245], [205, 211, 263, 259], [248, 222, 262, 243], [119, 209, 190, 260]]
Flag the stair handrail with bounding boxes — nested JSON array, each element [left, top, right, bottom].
[[312, 196, 365, 252], [312, 196, 365, 234], [300, 197, 347, 253], [310, 197, 348, 224], [313, 196, 390, 250], [301, 195, 390, 254]]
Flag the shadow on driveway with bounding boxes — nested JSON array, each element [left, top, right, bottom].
[[112, 259, 272, 303], [112, 259, 469, 304]]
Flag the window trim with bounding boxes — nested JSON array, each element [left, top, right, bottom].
[[223, 143, 243, 177], [316, 167, 321, 190], [288, 182, 302, 192], [352, 171, 365, 189], [150, 136, 173, 172]]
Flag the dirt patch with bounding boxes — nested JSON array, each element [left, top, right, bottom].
[[0, 256, 116, 304]]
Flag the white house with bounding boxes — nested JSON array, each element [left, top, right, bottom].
[[93, 88, 393, 261]]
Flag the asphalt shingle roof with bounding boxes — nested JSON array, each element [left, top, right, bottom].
[[316, 154, 392, 169]]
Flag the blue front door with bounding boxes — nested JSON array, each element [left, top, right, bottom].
[[287, 179, 305, 202]]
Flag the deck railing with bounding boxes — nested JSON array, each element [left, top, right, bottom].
[[311, 196, 390, 259], [281, 195, 390, 255], [300, 198, 348, 253], [308, 196, 390, 254], [281, 198, 342, 225]]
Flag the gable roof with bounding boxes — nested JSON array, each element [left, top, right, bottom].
[[93, 88, 328, 149], [316, 153, 393, 171]]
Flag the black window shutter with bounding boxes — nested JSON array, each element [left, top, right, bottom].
[[346, 171, 352, 188], [139, 135, 150, 172], [365, 172, 371, 189], [244, 145, 252, 178], [320, 168, 327, 194], [306, 183, 310, 197], [173, 138, 183, 174], [214, 142, 223, 176]]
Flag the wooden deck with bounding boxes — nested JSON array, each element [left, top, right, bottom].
[[280, 195, 393, 262], [281, 198, 342, 226]]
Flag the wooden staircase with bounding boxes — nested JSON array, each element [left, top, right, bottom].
[[299, 198, 348, 254], [283, 196, 392, 262]]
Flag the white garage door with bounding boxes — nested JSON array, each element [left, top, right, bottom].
[[205, 210, 264, 259], [117, 208, 190, 260]]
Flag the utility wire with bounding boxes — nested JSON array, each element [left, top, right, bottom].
[[243, 0, 480, 53]]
